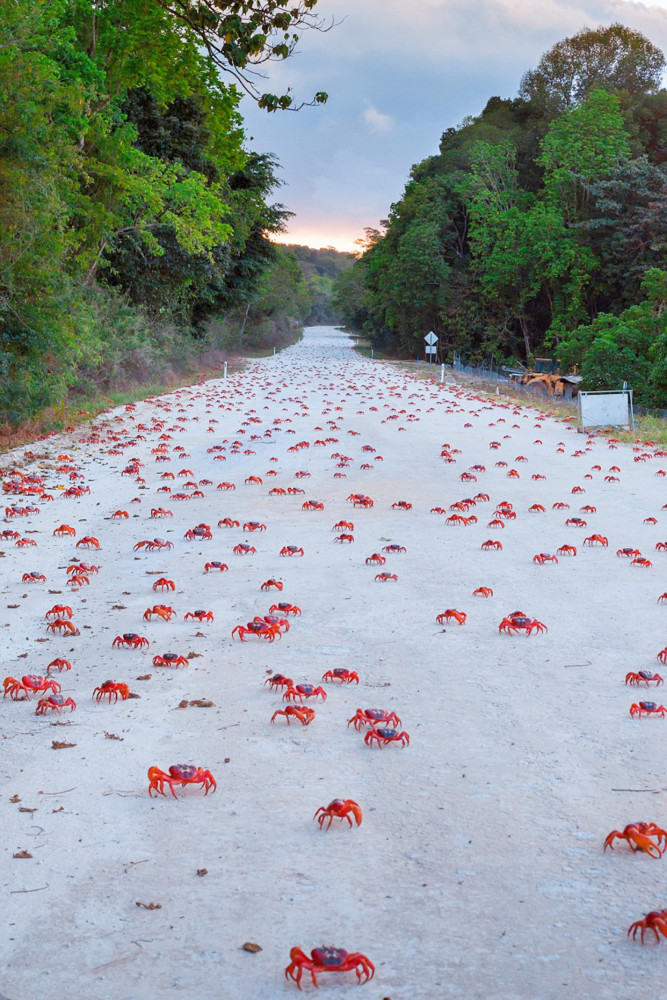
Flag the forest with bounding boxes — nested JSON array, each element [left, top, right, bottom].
[[0, 0, 330, 424], [334, 24, 667, 407]]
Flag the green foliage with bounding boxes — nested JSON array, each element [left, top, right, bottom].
[[346, 23, 667, 398], [0, 0, 326, 423]]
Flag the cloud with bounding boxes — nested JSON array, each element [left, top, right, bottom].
[[241, 0, 667, 248], [362, 102, 394, 133]]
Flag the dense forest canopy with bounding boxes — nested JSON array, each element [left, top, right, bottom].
[[0, 0, 329, 423], [334, 23, 667, 407]]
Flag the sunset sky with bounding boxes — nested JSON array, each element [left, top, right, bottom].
[[240, 0, 667, 253]]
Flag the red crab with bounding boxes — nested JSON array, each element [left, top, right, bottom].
[[626, 671, 664, 686], [93, 680, 131, 703], [481, 539, 502, 550], [375, 572, 397, 582], [218, 518, 240, 528], [45, 605, 73, 620], [528, 504, 546, 513], [76, 536, 100, 549], [153, 653, 189, 668], [473, 587, 493, 598], [632, 557, 652, 567], [133, 538, 174, 552], [391, 500, 412, 510], [112, 633, 149, 650], [153, 577, 176, 592], [36, 693, 76, 715], [280, 545, 304, 556], [233, 543, 256, 555], [628, 910, 667, 943], [322, 668, 359, 684], [143, 605, 176, 622], [382, 544, 406, 554], [347, 708, 401, 731], [365, 553, 385, 565], [283, 684, 326, 702], [245, 476, 262, 485], [313, 799, 362, 830], [184, 524, 212, 540], [565, 518, 587, 528], [46, 658, 71, 673], [46, 618, 78, 635], [261, 579, 283, 591], [533, 553, 558, 565], [148, 764, 216, 797], [271, 705, 315, 725], [22, 571, 46, 583], [630, 701, 667, 718], [204, 561, 228, 573], [265, 674, 293, 691], [335, 533, 354, 544], [364, 726, 410, 748], [3, 675, 60, 700], [232, 620, 280, 641], [436, 609, 466, 625], [557, 545, 577, 557], [604, 822, 667, 858], [150, 508, 173, 519], [498, 612, 547, 636], [184, 610, 214, 623], [333, 521, 354, 532], [302, 500, 324, 511], [243, 521, 266, 531], [269, 602, 301, 616], [53, 524, 76, 537], [584, 534, 608, 547], [285, 946, 374, 989]]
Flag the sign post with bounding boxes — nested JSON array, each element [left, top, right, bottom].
[[424, 331, 438, 364]]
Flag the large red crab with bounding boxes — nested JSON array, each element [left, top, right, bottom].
[[35, 693, 76, 715], [271, 705, 315, 725], [322, 668, 359, 684], [628, 910, 667, 943], [498, 612, 547, 636], [313, 799, 362, 830], [113, 633, 149, 649], [3, 675, 60, 700], [364, 726, 410, 748], [626, 671, 663, 686], [93, 680, 131, 703], [348, 708, 401, 731], [630, 701, 667, 718], [285, 946, 374, 989], [148, 764, 217, 797], [604, 822, 667, 858]]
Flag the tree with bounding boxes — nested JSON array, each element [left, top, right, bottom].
[[520, 23, 665, 112]]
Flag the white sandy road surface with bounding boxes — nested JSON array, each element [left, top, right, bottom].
[[2, 327, 667, 1000]]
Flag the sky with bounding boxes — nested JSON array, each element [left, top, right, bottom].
[[239, 0, 667, 252]]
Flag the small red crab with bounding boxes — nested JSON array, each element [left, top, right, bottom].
[[3, 675, 60, 700], [313, 799, 362, 830], [628, 910, 667, 943], [184, 524, 212, 540], [481, 539, 502, 550], [134, 538, 174, 552], [271, 705, 315, 725], [557, 544, 577, 557], [261, 579, 283, 591], [533, 553, 558, 565], [364, 726, 410, 748], [283, 684, 327, 702], [265, 673, 293, 691], [436, 609, 466, 625], [473, 587, 493, 598], [46, 658, 71, 673], [148, 764, 216, 797], [22, 571, 46, 583], [604, 822, 667, 858], [232, 620, 280, 641], [153, 577, 176, 591], [333, 520, 354, 532], [269, 602, 301, 616], [302, 500, 324, 511], [583, 534, 608, 547], [391, 500, 412, 510], [143, 605, 176, 622], [35, 693, 76, 715], [218, 518, 240, 529], [285, 946, 374, 989], [347, 708, 401, 731], [153, 653, 189, 668], [243, 521, 266, 532], [184, 609, 214, 623], [93, 680, 131, 703], [365, 553, 385, 565], [280, 545, 304, 556], [632, 556, 652, 567], [322, 668, 359, 684], [375, 572, 397, 582], [626, 671, 663, 686], [204, 561, 228, 573], [76, 536, 100, 549], [498, 612, 547, 636], [112, 633, 149, 650], [335, 533, 354, 544], [630, 701, 667, 718], [565, 517, 587, 528]]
